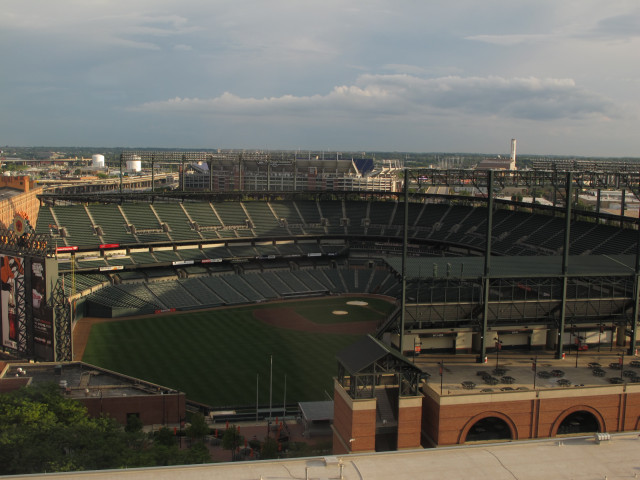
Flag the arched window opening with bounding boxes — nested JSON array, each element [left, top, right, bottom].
[[557, 411, 599, 436], [465, 416, 512, 443]]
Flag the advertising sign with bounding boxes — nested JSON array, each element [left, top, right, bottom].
[[0, 254, 24, 350], [31, 258, 54, 361]]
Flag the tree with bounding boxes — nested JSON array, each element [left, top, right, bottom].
[[221, 426, 243, 461], [0, 384, 130, 475], [125, 413, 144, 433], [261, 436, 279, 459], [183, 441, 211, 464], [0, 384, 213, 474], [185, 412, 209, 442], [154, 427, 176, 447]]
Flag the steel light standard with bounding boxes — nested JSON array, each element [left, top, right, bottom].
[[531, 355, 538, 389], [494, 337, 502, 371], [269, 354, 273, 420]]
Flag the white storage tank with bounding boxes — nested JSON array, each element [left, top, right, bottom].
[[126, 155, 142, 173], [91, 154, 105, 168]]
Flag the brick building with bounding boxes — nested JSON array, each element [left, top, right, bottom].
[[0, 361, 185, 427]]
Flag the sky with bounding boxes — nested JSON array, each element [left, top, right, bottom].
[[2, 1, 640, 156]]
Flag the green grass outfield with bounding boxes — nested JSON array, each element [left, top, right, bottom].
[[81, 296, 395, 408]]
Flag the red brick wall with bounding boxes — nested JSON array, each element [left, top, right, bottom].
[[350, 407, 376, 452], [421, 393, 440, 445], [536, 395, 615, 437], [332, 384, 376, 453], [428, 390, 640, 446], [80, 393, 185, 426], [623, 392, 640, 431], [0, 176, 34, 193], [397, 404, 422, 449], [439, 400, 529, 445], [332, 387, 353, 451], [0, 186, 42, 229]]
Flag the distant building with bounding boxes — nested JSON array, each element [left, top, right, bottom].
[[475, 139, 517, 171], [179, 153, 401, 192], [475, 157, 514, 170]]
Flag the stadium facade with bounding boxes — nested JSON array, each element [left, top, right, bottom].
[[3, 154, 640, 451], [119, 151, 402, 193]]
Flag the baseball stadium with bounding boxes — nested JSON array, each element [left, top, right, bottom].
[[2, 152, 640, 454]]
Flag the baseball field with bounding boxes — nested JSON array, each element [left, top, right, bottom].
[[79, 295, 395, 407]]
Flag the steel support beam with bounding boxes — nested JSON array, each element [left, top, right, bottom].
[[52, 278, 72, 362], [479, 170, 494, 363], [208, 156, 214, 192], [399, 169, 409, 354], [119, 154, 123, 195], [630, 222, 640, 355], [557, 172, 573, 359], [181, 155, 186, 192]]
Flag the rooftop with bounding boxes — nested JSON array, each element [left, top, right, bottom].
[[415, 349, 640, 402], [0, 362, 179, 399], [13, 433, 640, 480]]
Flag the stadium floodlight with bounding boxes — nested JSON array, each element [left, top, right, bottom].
[[494, 337, 503, 372]]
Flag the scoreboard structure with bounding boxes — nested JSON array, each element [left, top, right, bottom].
[[0, 224, 70, 362]]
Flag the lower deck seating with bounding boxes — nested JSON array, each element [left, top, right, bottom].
[[83, 264, 399, 317]]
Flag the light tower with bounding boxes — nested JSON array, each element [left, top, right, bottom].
[[509, 138, 517, 170]]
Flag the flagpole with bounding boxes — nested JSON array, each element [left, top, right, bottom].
[[269, 354, 273, 421]]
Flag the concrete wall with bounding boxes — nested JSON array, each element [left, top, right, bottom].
[[455, 331, 473, 353]]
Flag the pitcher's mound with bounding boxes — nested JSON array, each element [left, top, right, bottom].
[[332, 310, 349, 315], [346, 301, 368, 306]]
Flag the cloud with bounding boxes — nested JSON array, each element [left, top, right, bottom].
[[464, 33, 560, 46], [466, 8, 640, 45], [587, 11, 640, 40], [130, 74, 616, 122]]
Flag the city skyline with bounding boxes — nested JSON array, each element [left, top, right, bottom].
[[2, 1, 639, 156]]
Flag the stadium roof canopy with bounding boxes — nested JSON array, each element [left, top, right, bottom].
[[337, 334, 418, 375], [385, 254, 637, 280]]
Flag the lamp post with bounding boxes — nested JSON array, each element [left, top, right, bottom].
[[416, 266, 421, 327], [256, 374, 259, 422], [531, 355, 538, 389], [438, 360, 444, 396], [611, 321, 615, 352], [494, 337, 502, 371], [598, 324, 603, 352], [269, 354, 273, 421]]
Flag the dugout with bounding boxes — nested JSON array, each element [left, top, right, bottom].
[[298, 401, 333, 438]]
